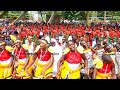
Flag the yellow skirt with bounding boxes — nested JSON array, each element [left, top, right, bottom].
[[60, 61, 81, 79], [33, 61, 53, 79], [0, 58, 13, 79], [96, 72, 112, 79], [16, 58, 30, 79], [20, 58, 39, 79], [0, 65, 12, 79]]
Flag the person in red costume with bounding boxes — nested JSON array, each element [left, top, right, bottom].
[[57, 40, 88, 79], [92, 54, 116, 79], [0, 42, 13, 79], [25, 39, 54, 79], [12, 40, 29, 79]]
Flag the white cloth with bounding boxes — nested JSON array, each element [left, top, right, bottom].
[[115, 52, 120, 74], [26, 42, 34, 53], [92, 38, 96, 48], [38, 60, 50, 65], [50, 39, 63, 76], [18, 58, 27, 63], [84, 51, 94, 68], [51, 38, 57, 43], [0, 57, 12, 65], [59, 36, 64, 43], [96, 49, 104, 58], [40, 32, 43, 36], [67, 62, 80, 70], [68, 35, 72, 41], [61, 42, 66, 52], [45, 35, 50, 43]]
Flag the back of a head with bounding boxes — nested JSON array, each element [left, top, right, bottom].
[[14, 31, 18, 35], [102, 54, 112, 64]]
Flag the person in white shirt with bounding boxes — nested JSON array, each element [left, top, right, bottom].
[[26, 36, 36, 76], [49, 38, 63, 78], [61, 37, 66, 52]]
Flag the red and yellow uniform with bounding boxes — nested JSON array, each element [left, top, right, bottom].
[[60, 48, 82, 79], [93, 58, 113, 79], [14, 47, 29, 78], [104, 51, 119, 75], [0, 49, 12, 79], [96, 63, 113, 79], [33, 48, 53, 79]]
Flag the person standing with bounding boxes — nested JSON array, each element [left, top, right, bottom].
[[103, 44, 118, 77], [0, 42, 13, 79], [25, 39, 54, 79], [25, 36, 36, 77], [92, 54, 116, 79], [57, 40, 88, 79], [12, 40, 29, 79], [48, 38, 63, 79]]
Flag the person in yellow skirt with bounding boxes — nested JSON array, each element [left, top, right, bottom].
[[25, 39, 54, 79], [92, 54, 116, 79], [25, 36, 36, 78], [12, 40, 29, 79], [57, 40, 88, 79], [0, 42, 13, 79]]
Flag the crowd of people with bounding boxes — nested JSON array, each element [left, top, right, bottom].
[[0, 22, 120, 79]]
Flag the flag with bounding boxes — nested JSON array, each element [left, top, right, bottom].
[[92, 37, 96, 48], [108, 36, 111, 44], [114, 36, 117, 42]]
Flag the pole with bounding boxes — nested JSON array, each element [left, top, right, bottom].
[[104, 11, 106, 22], [11, 11, 28, 24], [96, 11, 97, 22]]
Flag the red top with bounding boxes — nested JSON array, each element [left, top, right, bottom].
[[0, 50, 10, 61], [14, 48, 26, 59], [97, 63, 113, 73], [118, 32, 120, 37], [37, 49, 51, 61], [21, 32, 26, 38], [65, 51, 82, 64], [95, 30, 100, 36]]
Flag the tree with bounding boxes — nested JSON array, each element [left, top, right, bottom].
[[86, 11, 90, 27], [0, 11, 8, 19], [12, 11, 28, 24], [47, 11, 57, 24]]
